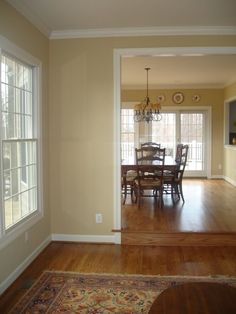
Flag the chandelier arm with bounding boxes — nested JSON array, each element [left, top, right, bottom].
[[134, 67, 162, 123]]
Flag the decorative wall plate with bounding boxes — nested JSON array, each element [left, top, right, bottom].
[[157, 95, 165, 103], [192, 94, 201, 102], [172, 92, 184, 104]]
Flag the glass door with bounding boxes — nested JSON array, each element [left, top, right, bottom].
[[152, 112, 176, 157], [180, 112, 206, 176], [152, 110, 207, 176], [121, 107, 208, 177]]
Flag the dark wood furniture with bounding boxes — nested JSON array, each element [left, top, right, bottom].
[[121, 157, 177, 205], [164, 144, 189, 202], [121, 167, 137, 205], [149, 282, 236, 314], [141, 142, 161, 148], [135, 146, 163, 165], [134, 148, 166, 208]]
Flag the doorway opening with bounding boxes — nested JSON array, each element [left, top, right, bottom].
[[113, 46, 236, 240]]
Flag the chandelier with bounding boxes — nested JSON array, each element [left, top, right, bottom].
[[134, 67, 162, 123]]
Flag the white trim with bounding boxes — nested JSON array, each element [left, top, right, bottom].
[[223, 176, 236, 187], [224, 145, 236, 150], [51, 233, 117, 243], [115, 47, 236, 57], [50, 26, 236, 39], [113, 50, 121, 236], [0, 35, 44, 248], [4, 1, 236, 40], [0, 235, 51, 295], [5, 0, 51, 37], [0, 35, 41, 66], [0, 212, 43, 250], [224, 96, 236, 145], [209, 175, 224, 179], [113, 46, 233, 231]]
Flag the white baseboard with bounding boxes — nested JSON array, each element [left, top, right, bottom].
[[223, 176, 236, 187], [0, 235, 51, 295], [209, 175, 236, 186], [51, 233, 120, 244], [209, 175, 224, 179]]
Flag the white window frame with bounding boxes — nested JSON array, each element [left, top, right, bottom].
[[0, 35, 43, 249], [120, 106, 139, 164]]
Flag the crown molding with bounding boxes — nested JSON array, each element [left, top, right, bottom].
[[6, 0, 51, 37], [5, 1, 236, 40], [50, 26, 236, 39]]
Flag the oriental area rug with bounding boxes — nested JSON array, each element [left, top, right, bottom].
[[10, 271, 236, 314]]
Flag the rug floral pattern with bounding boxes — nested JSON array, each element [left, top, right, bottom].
[[10, 272, 236, 314]]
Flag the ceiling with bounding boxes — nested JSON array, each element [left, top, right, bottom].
[[6, 0, 236, 89], [121, 54, 236, 89]]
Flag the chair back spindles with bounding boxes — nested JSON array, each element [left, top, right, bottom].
[[135, 146, 164, 165]]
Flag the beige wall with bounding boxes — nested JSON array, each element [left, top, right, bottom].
[[223, 82, 236, 184], [49, 39, 114, 235], [1, 0, 236, 290], [49, 35, 236, 236], [0, 1, 50, 285], [224, 82, 236, 100]]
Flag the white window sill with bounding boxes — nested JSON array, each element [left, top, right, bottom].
[[0, 211, 43, 250], [224, 145, 236, 150]]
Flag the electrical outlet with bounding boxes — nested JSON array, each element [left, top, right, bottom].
[[96, 213, 103, 223]]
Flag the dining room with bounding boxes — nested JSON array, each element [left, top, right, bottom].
[[117, 50, 236, 246]]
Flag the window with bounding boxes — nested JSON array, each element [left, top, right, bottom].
[[180, 112, 205, 171], [121, 104, 209, 176], [0, 37, 42, 244], [121, 109, 136, 164], [152, 113, 176, 157]]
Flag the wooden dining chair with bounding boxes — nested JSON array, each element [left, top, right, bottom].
[[175, 143, 184, 163], [141, 142, 161, 149], [135, 146, 163, 165], [121, 168, 137, 205], [164, 144, 189, 202], [134, 148, 166, 208]]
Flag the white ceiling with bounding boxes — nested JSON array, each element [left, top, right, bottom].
[[6, 0, 236, 89], [121, 54, 236, 89], [6, 0, 236, 36]]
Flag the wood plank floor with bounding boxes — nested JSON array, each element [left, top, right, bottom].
[[1, 242, 236, 312], [0, 179, 236, 311], [122, 179, 236, 233]]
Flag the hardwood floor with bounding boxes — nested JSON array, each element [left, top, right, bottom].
[[122, 179, 236, 233], [121, 179, 236, 245], [0, 242, 236, 312], [0, 179, 236, 312]]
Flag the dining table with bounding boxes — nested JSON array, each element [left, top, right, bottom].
[[121, 156, 178, 173], [121, 156, 178, 204]]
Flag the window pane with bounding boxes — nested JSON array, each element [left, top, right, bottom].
[[1, 52, 39, 231], [121, 109, 135, 164], [4, 170, 11, 198], [181, 113, 204, 171], [5, 57, 15, 86], [12, 194, 21, 223], [21, 190, 29, 217], [3, 142, 11, 170], [4, 198, 13, 229], [29, 188, 37, 213], [152, 113, 176, 157], [11, 168, 20, 195], [10, 142, 19, 168]]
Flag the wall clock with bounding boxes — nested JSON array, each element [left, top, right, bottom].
[[172, 92, 184, 104]]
